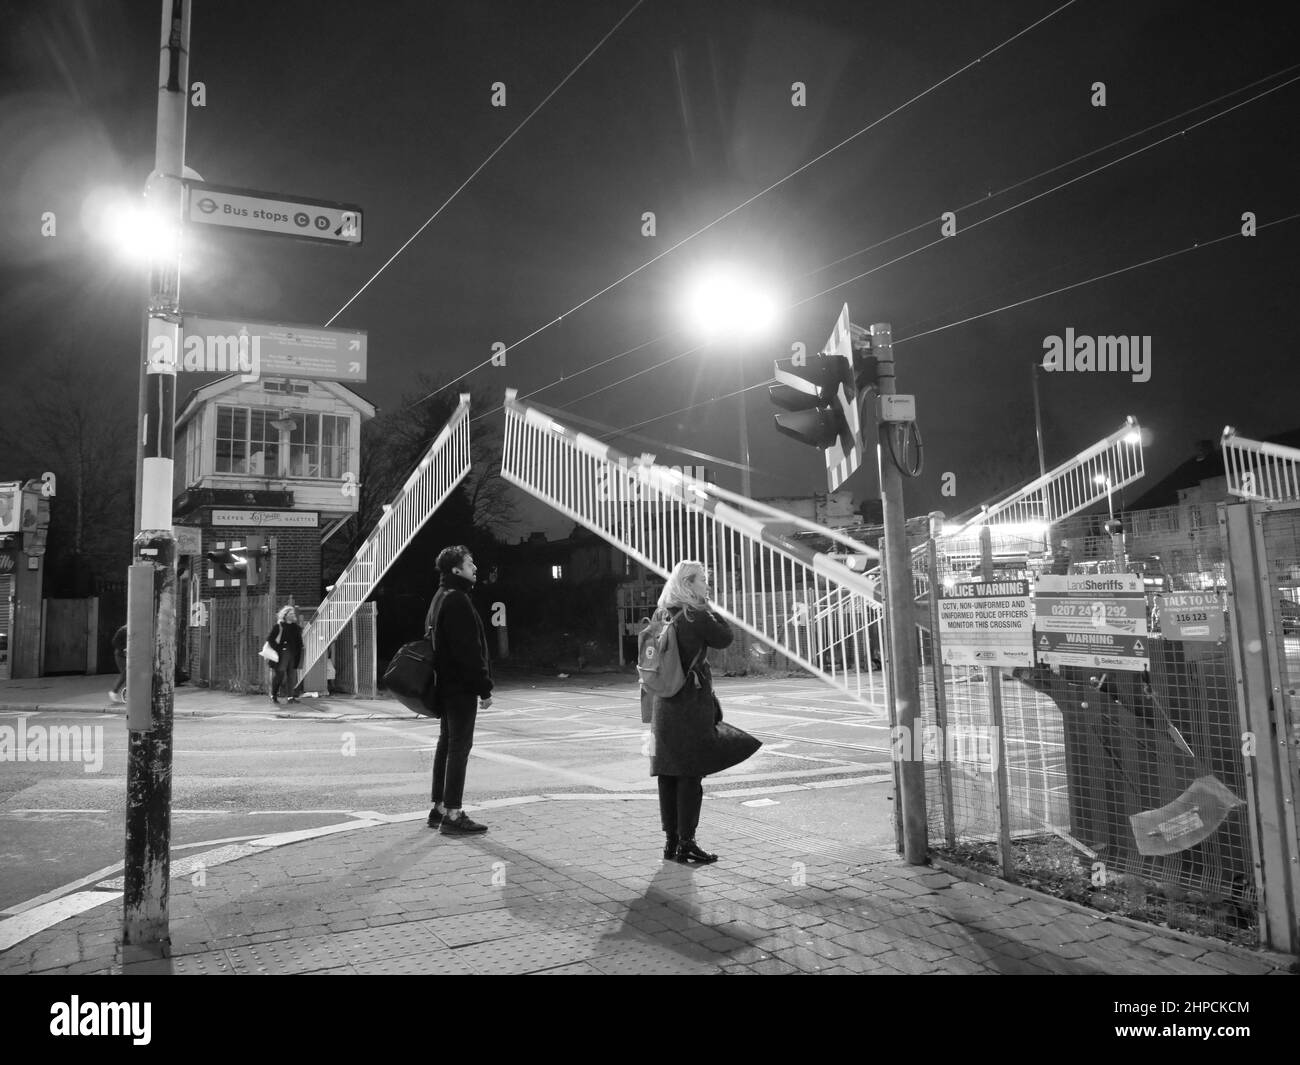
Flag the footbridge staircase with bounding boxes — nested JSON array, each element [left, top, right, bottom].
[[500, 391, 885, 704], [299, 394, 473, 678]]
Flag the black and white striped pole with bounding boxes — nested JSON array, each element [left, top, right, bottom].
[[122, 0, 189, 964]]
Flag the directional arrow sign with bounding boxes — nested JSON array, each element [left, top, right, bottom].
[[185, 182, 362, 246], [181, 313, 368, 382]]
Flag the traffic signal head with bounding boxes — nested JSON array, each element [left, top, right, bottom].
[[773, 407, 843, 449], [768, 355, 850, 449], [205, 547, 247, 581]]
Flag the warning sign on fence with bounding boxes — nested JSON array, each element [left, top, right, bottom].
[[1034, 573, 1149, 671], [938, 579, 1033, 668]]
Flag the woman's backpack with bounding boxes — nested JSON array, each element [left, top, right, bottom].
[[637, 612, 704, 698]]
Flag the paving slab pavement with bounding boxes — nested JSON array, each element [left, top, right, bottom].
[[0, 794, 1294, 977]]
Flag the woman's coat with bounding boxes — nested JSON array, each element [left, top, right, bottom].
[[641, 604, 757, 777]]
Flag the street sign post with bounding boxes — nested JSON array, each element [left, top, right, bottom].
[[181, 313, 368, 382], [184, 181, 363, 246], [1033, 573, 1150, 670]]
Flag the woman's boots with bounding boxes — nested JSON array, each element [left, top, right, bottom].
[[674, 839, 718, 864]]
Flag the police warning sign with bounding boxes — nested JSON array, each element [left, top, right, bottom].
[[938, 580, 1033, 668], [1034, 574, 1149, 670]]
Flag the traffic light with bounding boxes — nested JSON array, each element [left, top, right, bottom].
[[769, 304, 865, 491], [205, 546, 247, 582], [769, 355, 848, 449]]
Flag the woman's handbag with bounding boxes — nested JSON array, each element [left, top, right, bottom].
[[697, 692, 761, 776], [258, 642, 279, 663]]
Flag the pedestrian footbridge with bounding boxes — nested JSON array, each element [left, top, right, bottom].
[[297, 390, 1145, 711]]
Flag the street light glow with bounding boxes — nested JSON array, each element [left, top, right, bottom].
[[82, 187, 181, 266], [681, 265, 780, 342]]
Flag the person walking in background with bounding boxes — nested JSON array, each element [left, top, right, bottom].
[[425, 545, 493, 835], [266, 605, 304, 705], [642, 560, 759, 865], [109, 624, 128, 703]]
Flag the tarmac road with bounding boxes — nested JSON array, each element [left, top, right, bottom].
[[0, 673, 897, 914]]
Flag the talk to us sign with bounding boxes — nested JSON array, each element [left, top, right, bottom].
[[1157, 590, 1225, 642]]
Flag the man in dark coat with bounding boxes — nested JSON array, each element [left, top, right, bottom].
[[424, 545, 493, 834]]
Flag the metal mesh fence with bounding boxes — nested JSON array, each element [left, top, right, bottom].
[[918, 512, 1259, 944], [1260, 507, 1300, 693], [329, 602, 378, 697], [207, 593, 274, 693]]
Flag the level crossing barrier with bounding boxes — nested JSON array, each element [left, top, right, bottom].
[[892, 417, 1147, 603], [1222, 427, 1300, 502]]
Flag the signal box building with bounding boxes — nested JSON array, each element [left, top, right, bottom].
[[172, 375, 374, 687]]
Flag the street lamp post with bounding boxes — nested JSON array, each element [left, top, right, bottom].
[[121, 0, 190, 965], [1094, 473, 1125, 568], [737, 358, 751, 499]]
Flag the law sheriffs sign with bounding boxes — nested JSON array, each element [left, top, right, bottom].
[[938, 579, 1033, 668], [211, 510, 318, 528], [1034, 573, 1149, 671]]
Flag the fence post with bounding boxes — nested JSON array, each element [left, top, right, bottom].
[[981, 525, 1015, 881], [927, 513, 956, 849], [1222, 500, 1300, 952]]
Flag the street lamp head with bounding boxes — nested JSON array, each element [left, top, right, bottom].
[[82, 187, 181, 267], [681, 264, 780, 343]]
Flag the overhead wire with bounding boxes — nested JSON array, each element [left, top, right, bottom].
[[407, 0, 1079, 411], [586, 211, 1300, 440], [468, 62, 1300, 431], [323, 0, 648, 328]]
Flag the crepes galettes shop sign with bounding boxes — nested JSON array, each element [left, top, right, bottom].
[[211, 510, 318, 528]]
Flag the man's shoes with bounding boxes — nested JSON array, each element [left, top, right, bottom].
[[663, 834, 678, 860], [287, 696, 300, 704], [426, 808, 443, 828], [439, 813, 488, 835], [270, 695, 280, 704], [674, 839, 718, 864]]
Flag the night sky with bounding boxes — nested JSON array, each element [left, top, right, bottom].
[[2, 0, 1298, 535]]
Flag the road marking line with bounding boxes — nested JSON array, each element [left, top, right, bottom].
[[0, 892, 122, 952]]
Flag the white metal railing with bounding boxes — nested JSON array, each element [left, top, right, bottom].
[[300, 394, 473, 677], [500, 391, 886, 703], [1223, 427, 1300, 502]]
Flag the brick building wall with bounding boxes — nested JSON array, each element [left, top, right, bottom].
[[198, 521, 322, 609], [185, 516, 324, 688]]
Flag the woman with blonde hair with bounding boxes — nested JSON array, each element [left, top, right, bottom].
[[641, 560, 760, 864], [266, 604, 304, 704]]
